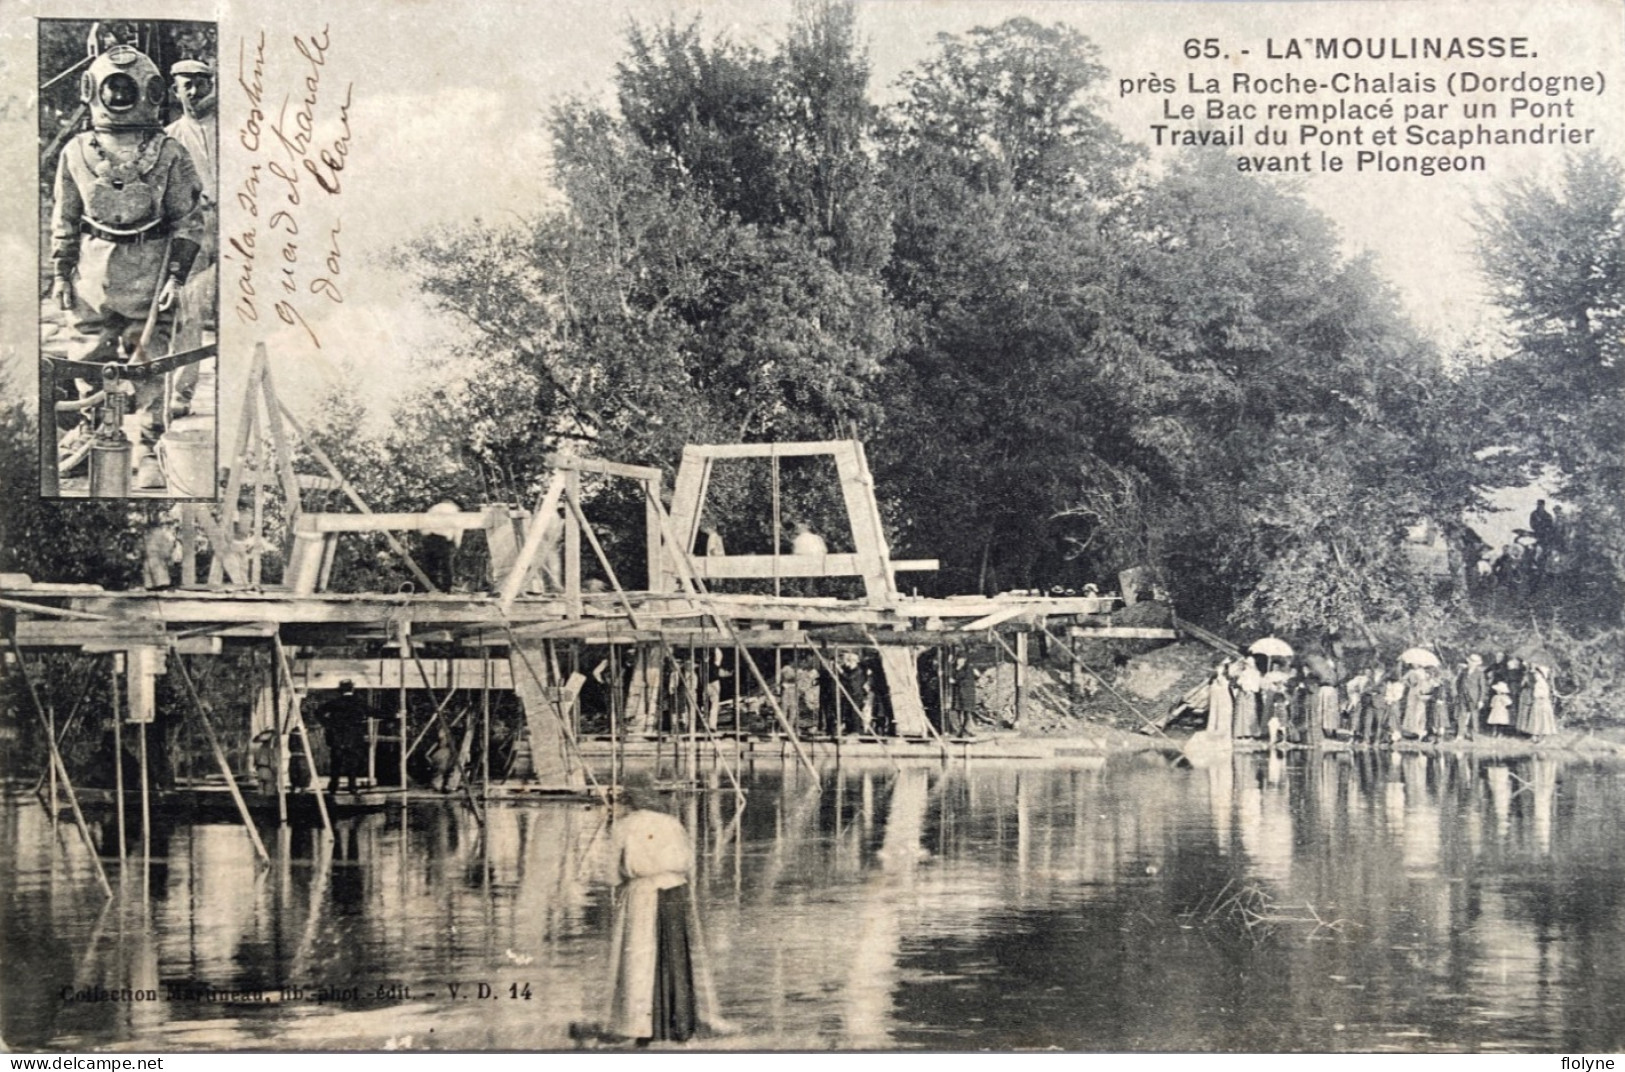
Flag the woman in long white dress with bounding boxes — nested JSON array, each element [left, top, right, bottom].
[[1523, 664, 1559, 739], [604, 796, 725, 1044], [1207, 659, 1235, 738]]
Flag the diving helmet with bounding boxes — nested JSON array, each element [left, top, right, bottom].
[[81, 46, 165, 131]]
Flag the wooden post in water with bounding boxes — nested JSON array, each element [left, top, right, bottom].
[[398, 624, 409, 794], [47, 695, 57, 834], [688, 645, 699, 785], [111, 656, 127, 866], [9, 638, 112, 897], [172, 654, 270, 864], [481, 641, 491, 802], [1014, 631, 1027, 731], [271, 638, 331, 834], [137, 715, 151, 890], [290, 707, 332, 835], [272, 650, 287, 826]]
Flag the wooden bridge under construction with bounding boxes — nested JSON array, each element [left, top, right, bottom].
[[2, 346, 1178, 894]]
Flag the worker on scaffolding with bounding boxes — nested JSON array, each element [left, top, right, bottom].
[[818, 650, 868, 736], [947, 651, 977, 738], [315, 679, 369, 794]]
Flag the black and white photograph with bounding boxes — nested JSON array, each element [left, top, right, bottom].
[[37, 18, 219, 499], [1, 0, 1623, 1056]]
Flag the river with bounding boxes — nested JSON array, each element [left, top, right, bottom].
[[4, 749, 1623, 1051]]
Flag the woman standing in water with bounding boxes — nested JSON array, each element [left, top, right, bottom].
[[600, 789, 725, 1046]]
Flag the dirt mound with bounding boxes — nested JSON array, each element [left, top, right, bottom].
[[974, 640, 1223, 737]]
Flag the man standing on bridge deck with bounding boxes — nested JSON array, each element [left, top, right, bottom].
[[316, 679, 370, 794]]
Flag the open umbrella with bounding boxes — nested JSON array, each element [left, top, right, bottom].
[[1249, 636, 1294, 658], [1399, 647, 1440, 667]]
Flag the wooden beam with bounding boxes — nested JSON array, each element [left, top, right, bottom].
[[962, 606, 1028, 631], [0, 579, 106, 593], [895, 596, 1118, 618], [498, 471, 566, 612], [644, 471, 664, 594], [295, 659, 514, 690], [892, 560, 939, 573], [179, 506, 197, 586], [832, 441, 895, 606], [681, 441, 847, 460], [214, 347, 264, 586], [12, 620, 167, 647], [665, 449, 711, 590], [0, 598, 110, 621], [299, 512, 495, 534], [564, 469, 582, 617], [170, 654, 271, 863], [192, 507, 249, 588], [1065, 626, 1180, 640], [690, 552, 861, 579], [683, 554, 939, 580], [540, 454, 663, 482], [8, 639, 112, 897], [257, 360, 303, 528], [63, 591, 893, 627], [52, 588, 1134, 636]]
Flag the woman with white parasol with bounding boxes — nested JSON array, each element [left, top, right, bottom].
[[1249, 638, 1293, 745]]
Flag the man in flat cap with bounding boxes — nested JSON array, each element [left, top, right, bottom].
[[164, 58, 217, 415]]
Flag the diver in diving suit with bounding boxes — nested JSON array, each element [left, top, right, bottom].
[[50, 45, 203, 476]]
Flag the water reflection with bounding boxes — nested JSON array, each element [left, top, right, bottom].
[[3, 751, 1624, 1052]]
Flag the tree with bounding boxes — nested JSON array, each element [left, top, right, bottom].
[[1476, 151, 1625, 624], [1106, 154, 1486, 632], [385, 3, 897, 577], [873, 18, 1141, 594], [885, 17, 1136, 198]]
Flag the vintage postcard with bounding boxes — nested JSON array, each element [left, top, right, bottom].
[[2, 0, 1623, 1055]]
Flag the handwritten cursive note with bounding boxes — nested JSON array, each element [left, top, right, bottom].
[[225, 25, 354, 349]]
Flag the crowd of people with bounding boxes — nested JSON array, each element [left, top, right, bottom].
[[1204, 646, 1564, 746]]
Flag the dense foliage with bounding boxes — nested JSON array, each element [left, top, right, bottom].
[[1475, 151, 1625, 626], [382, 3, 1514, 639]]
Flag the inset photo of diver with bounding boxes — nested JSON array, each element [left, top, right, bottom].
[[38, 19, 218, 499]]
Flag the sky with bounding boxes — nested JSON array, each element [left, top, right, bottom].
[[3, 0, 1619, 542]]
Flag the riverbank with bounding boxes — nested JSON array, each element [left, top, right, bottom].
[[570, 720, 1625, 767]]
